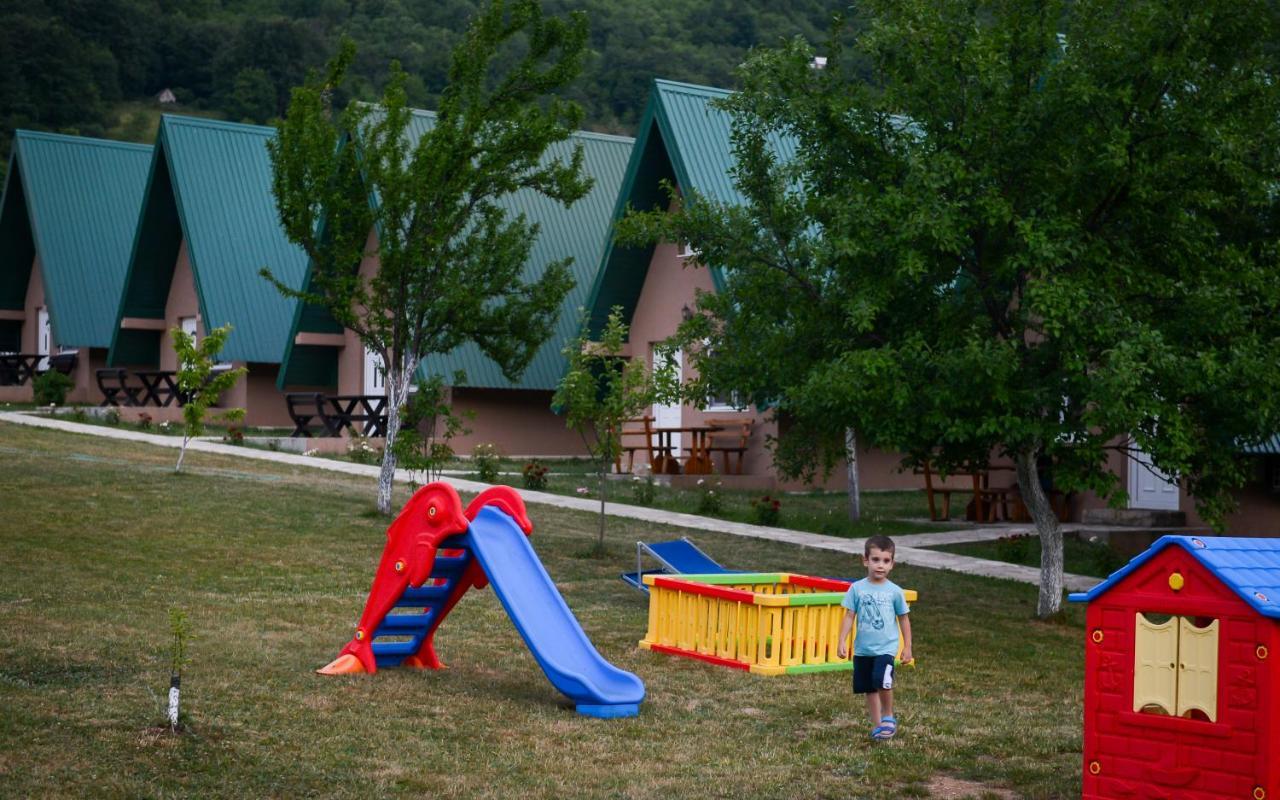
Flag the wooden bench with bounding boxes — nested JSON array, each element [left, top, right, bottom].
[[96, 368, 142, 407], [614, 415, 655, 474], [704, 417, 752, 475], [918, 460, 1016, 522], [286, 392, 341, 437], [45, 352, 77, 376]]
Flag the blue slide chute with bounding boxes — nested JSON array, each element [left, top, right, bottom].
[[466, 505, 645, 718]]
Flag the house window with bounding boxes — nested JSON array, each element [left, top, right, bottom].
[[1133, 612, 1219, 721]]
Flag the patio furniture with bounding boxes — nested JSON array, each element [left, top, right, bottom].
[[96, 368, 143, 407], [45, 352, 77, 376], [702, 417, 752, 475], [651, 424, 722, 474], [0, 354, 40, 386], [286, 392, 341, 437], [614, 415, 655, 473], [326, 394, 389, 438], [134, 370, 181, 407], [918, 460, 1016, 522]]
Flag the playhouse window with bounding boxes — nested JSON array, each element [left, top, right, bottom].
[[1133, 612, 1219, 722]]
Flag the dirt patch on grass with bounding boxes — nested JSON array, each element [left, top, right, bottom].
[[927, 775, 1018, 799]]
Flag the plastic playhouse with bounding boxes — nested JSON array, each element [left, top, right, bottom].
[[317, 482, 645, 719], [639, 572, 917, 676], [1069, 535, 1280, 800]]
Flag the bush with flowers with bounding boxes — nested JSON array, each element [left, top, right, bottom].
[[751, 494, 782, 525], [522, 459, 549, 490], [695, 478, 724, 515]]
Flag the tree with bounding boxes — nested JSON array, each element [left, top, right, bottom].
[[268, 0, 590, 514], [620, 0, 1280, 617], [553, 307, 659, 553], [171, 323, 247, 473]]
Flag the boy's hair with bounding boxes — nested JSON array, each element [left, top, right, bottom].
[[864, 535, 896, 557]]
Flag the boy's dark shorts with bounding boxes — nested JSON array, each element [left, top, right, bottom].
[[852, 654, 896, 694]]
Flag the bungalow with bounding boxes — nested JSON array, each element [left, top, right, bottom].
[[276, 110, 634, 457], [584, 79, 914, 491], [0, 131, 152, 404], [108, 115, 314, 427]]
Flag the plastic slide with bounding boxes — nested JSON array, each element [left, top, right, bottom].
[[317, 483, 643, 719], [467, 504, 646, 718]]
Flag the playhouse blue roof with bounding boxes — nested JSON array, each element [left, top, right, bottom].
[[1068, 535, 1280, 619]]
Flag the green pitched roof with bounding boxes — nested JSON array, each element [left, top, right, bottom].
[[282, 109, 634, 391], [112, 115, 309, 366], [0, 131, 152, 348], [584, 79, 797, 334]]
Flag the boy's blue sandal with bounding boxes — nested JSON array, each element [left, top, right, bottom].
[[871, 716, 897, 740]]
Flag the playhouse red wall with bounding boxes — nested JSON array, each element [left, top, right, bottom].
[[1082, 547, 1278, 800]]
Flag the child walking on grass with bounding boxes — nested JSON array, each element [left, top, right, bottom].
[[837, 534, 913, 741]]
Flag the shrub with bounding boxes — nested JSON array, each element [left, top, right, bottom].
[[137, 412, 153, 431], [995, 533, 1033, 564], [631, 475, 657, 506], [473, 443, 501, 483], [347, 436, 380, 465], [751, 494, 782, 526], [695, 478, 724, 515], [522, 460, 549, 490], [32, 369, 73, 406], [103, 408, 121, 426]]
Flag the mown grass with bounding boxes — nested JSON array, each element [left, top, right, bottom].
[[925, 535, 1130, 579], [0, 423, 1085, 798]]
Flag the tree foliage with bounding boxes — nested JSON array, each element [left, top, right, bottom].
[[171, 323, 247, 473], [621, 0, 1280, 617], [553, 306, 658, 553], [268, 0, 589, 514], [0, 0, 850, 180]]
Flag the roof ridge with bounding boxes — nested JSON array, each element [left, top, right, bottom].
[[653, 78, 735, 97], [15, 129, 153, 153], [161, 114, 277, 137]]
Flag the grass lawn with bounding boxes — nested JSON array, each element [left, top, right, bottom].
[[924, 535, 1130, 579], [0, 422, 1085, 798]]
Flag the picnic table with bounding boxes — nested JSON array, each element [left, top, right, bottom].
[[133, 370, 182, 407], [918, 461, 1017, 522], [0, 354, 41, 386], [651, 424, 722, 475], [327, 394, 389, 438]]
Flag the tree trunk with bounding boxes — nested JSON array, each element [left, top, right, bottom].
[[176, 435, 191, 473], [1015, 449, 1063, 618], [376, 371, 410, 515], [844, 427, 861, 522]]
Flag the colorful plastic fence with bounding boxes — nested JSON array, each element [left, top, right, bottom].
[[638, 572, 917, 676]]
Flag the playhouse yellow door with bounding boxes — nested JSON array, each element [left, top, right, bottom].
[[1176, 617, 1219, 721], [1133, 613, 1178, 715]]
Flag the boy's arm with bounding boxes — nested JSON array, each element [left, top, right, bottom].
[[836, 609, 856, 659], [898, 613, 913, 664]]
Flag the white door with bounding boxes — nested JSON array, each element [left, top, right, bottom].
[[178, 316, 197, 370], [364, 346, 386, 396], [1128, 446, 1180, 511], [36, 307, 50, 370], [651, 346, 682, 454]]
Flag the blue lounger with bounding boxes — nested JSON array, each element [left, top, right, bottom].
[[620, 537, 741, 592]]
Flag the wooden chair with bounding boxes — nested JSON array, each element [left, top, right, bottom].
[[704, 417, 752, 475], [919, 459, 1017, 522], [614, 415, 655, 474]]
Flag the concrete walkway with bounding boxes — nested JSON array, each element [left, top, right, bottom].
[[0, 410, 1102, 592]]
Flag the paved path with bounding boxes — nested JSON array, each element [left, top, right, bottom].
[[0, 410, 1102, 592]]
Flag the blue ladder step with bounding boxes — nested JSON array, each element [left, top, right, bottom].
[[372, 639, 422, 658], [376, 612, 433, 633]]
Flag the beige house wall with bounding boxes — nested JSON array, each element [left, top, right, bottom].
[[448, 388, 588, 457], [160, 241, 201, 372], [21, 255, 44, 354]]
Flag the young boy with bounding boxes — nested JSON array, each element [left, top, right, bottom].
[[837, 534, 913, 741]]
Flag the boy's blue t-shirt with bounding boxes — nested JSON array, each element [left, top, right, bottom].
[[841, 578, 910, 657]]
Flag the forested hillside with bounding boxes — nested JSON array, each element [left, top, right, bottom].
[[0, 0, 845, 176]]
